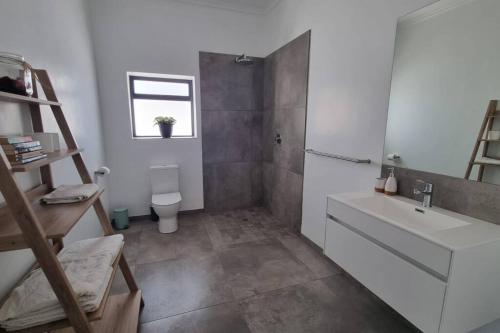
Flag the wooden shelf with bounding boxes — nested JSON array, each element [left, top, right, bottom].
[[53, 291, 142, 333], [10, 149, 83, 172], [0, 69, 142, 332], [0, 91, 61, 106], [0, 185, 104, 251], [0, 244, 134, 333]]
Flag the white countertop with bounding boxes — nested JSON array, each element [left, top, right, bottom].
[[328, 191, 500, 251]]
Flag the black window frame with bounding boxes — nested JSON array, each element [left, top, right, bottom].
[[128, 75, 195, 138]]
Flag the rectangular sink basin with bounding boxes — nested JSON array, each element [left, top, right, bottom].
[[348, 195, 470, 233]]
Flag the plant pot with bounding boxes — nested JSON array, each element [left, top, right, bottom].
[[159, 123, 173, 138]]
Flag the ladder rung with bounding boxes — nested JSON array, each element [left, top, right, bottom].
[[465, 101, 499, 181], [473, 157, 500, 166]]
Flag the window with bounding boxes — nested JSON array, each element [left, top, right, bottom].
[[128, 73, 195, 138]]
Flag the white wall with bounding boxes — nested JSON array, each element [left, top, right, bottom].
[[86, 0, 445, 234], [385, 0, 500, 183], [87, 0, 268, 216], [0, 0, 107, 298], [262, 0, 437, 247]]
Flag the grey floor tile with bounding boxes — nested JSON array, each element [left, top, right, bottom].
[[205, 213, 267, 249], [178, 213, 210, 226], [261, 222, 292, 239], [137, 223, 213, 265], [218, 238, 315, 299], [125, 208, 420, 332], [276, 232, 341, 278], [239, 279, 339, 333], [321, 274, 420, 332], [136, 254, 234, 323], [119, 229, 142, 266], [239, 276, 419, 333], [140, 303, 251, 333], [110, 264, 136, 295]]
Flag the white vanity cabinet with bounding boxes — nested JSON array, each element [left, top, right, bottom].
[[324, 193, 500, 333]]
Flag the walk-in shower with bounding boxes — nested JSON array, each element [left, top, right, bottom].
[[200, 31, 311, 233]]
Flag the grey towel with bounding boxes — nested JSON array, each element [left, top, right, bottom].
[[40, 184, 99, 204]]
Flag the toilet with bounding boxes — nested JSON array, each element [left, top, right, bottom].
[[150, 165, 182, 233]]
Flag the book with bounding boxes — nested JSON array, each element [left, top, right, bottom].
[[11, 154, 47, 165], [6, 150, 45, 162], [2, 145, 43, 154], [0, 136, 33, 144], [2, 141, 41, 150], [4, 146, 43, 155], [10, 141, 41, 149]]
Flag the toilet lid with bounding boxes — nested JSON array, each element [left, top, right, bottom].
[[152, 192, 182, 205]]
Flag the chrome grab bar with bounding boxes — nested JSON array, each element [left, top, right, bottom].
[[304, 149, 371, 164]]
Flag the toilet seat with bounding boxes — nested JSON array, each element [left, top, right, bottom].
[[152, 192, 182, 206]]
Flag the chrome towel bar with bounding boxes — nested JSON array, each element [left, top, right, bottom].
[[304, 149, 371, 164]]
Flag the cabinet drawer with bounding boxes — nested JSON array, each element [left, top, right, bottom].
[[327, 198, 452, 279], [325, 219, 446, 333]]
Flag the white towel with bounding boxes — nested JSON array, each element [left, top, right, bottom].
[[0, 235, 123, 331], [58, 234, 124, 264], [0, 263, 113, 330], [40, 184, 99, 204]]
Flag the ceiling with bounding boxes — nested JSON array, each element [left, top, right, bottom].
[[399, 0, 475, 26], [175, 0, 282, 14]]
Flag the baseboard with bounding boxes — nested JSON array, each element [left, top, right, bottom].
[[179, 208, 205, 215], [129, 215, 151, 222], [129, 208, 205, 221]]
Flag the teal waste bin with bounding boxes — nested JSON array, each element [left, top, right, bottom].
[[113, 208, 129, 230]]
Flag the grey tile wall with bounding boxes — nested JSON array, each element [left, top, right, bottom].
[[200, 31, 311, 228], [381, 165, 500, 225], [200, 52, 263, 111], [262, 31, 311, 232], [200, 52, 264, 212]]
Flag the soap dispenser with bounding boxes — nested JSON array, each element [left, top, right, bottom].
[[384, 167, 397, 196]]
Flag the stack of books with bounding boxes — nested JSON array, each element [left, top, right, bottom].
[[0, 136, 47, 165]]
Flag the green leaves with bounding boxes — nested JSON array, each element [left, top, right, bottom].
[[154, 116, 176, 126]]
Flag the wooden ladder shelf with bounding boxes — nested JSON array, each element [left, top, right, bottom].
[[465, 100, 500, 182], [0, 69, 143, 333]]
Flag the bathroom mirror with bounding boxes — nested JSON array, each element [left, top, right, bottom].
[[384, 0, 500, 185]]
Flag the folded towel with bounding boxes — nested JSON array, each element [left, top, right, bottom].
[[0, 265, 112, 331], [58, 234, 124, 264], [40, 184, 99, 205], [0, 235, 123, 331]]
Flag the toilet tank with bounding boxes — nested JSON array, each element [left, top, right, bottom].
[[150, 165, 179, 195]]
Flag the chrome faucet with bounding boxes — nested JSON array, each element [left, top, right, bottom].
[[413, 180, 434, 208]]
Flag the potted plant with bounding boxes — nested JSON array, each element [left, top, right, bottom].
[[154, 116, 176, 138]]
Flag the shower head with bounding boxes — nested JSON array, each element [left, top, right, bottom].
[[235, 54, 254, 65]]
